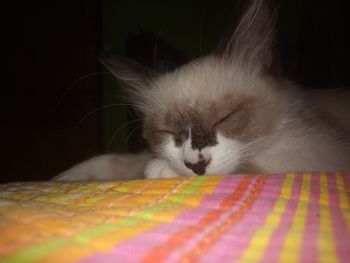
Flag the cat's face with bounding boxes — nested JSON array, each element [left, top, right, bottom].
[[141, 57, 284, 176], [103, 0, 286, 175]]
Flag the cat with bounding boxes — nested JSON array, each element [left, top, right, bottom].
[[53, 0, 350, 181]]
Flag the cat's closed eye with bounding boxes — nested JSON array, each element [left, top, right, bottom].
[[213, 107, 242, 128], [154, 129, 175, 136]]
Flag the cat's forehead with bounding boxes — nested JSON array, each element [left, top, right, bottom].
[[150, 56, 260, 106], [158, 57, 234, 94], [140, 55, 279, 121]]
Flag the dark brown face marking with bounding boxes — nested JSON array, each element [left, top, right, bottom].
[[184, 159, 209, 175], [169, 107, 218, 149], [143, 85, 281, 155], [174, 128, 189, 147], [190, 122, 217, 150], [214, 96, 275, 142]]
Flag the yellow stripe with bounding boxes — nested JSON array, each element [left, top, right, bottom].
[[83, 180, 145, 205], [37, 177, 222, 263], [318, 173, 338, 263], [279, 173, 311, 263], [335, 173, 350, 232], [237, 173, 296, 263]]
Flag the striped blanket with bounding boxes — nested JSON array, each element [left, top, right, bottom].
[[0, 173, 349, 262]]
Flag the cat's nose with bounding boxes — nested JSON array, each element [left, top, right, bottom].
[[184, 159, 210, 175]]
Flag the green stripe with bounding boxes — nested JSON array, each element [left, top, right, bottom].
[[114, 180, 138, 193], [1, 239, 64, 263], [138, 176, 209, 220], [172, 176, 208, 203], [3, 176, 208, 262], [73, 223, 133, 245]]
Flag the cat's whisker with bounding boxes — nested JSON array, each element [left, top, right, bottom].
[[128, 108, 139, 120], [125, 123, 144, 145], [51, 71, 112, 115], [107, 118, 143, 152], [76, 103, 132, 127]]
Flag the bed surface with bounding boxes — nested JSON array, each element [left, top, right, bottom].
[[0, 172, 349, 262]]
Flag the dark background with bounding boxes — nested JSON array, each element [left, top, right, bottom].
[[1, 0, 349, 183]]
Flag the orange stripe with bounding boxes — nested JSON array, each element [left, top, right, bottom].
[[105, 182, 124, 193], [179, 177, 266, 263], [72, 181, 137, 205], [141, 176, 254, 263]]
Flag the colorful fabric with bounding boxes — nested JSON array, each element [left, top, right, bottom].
[[0, 173, 349, 263]]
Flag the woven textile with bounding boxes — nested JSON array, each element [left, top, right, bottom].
[[0, 173, 349, 262]]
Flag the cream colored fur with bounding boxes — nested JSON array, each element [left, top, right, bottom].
[[52, 153, 150, 181]]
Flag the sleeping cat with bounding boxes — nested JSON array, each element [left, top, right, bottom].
[[53, 0, 350, 181]]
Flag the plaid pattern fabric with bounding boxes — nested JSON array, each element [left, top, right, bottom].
[[0, 173, 349, 262]]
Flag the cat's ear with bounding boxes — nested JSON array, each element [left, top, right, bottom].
[[219, 0, 279, 74], [101, 55, 156, 95]]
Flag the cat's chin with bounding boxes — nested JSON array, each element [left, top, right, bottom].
[[145, 158, 181, 179]]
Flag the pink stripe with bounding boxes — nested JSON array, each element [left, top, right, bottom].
[[79, 176, 243, 263], [327, 174, 350, 263], [260, 173, 303, 262], [198, 174, 288, 262], [189, 175, 242, 210], [77, 174, 350, 263], [166, 176, 261, 263]]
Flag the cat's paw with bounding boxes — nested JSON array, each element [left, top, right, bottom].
[[145, 158, 180, 179], [52, 153, 150, 181]]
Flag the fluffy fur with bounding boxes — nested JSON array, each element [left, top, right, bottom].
[[53, 0, 350, 181]]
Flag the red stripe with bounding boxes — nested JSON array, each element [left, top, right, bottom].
[[141, 176, 257, 263], [178, 176, 266, 262]]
